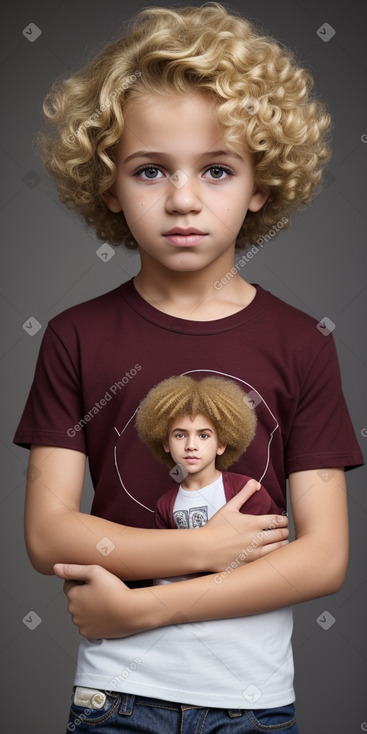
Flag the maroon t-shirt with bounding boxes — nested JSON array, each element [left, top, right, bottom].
[[13, 279, 363, 528]]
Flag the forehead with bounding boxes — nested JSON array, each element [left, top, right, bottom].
[[117, 91, 229, 160], [169, 413, 217, 432]]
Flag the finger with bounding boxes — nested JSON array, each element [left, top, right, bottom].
[[262, 528, 289, 541], [225, 479, 261, 510], [261, 539, 289, 556], [53, 562, 90, 581], [260, 514, 288, 530], [62, 580, 75, 596]]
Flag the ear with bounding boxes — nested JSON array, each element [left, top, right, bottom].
[[102, 188, 123, 213], [248, 184, 270, 212], [162, 440, 170, 454], [216, 443, 227, 456]]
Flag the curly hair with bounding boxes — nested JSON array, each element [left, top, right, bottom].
[[135, 375, 257, 471], [38, 3, 331, 249]]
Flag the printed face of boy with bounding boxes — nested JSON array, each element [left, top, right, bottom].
[[103, 92, 268, 274], [162, 414, 226, 486]]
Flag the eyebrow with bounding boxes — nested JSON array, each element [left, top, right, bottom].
[[123, 150, 243, 164], [171, 427, 214, 433]]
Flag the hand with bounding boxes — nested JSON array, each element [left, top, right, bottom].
[[200, 479, 289, 572], [53, 563, 143, 639]]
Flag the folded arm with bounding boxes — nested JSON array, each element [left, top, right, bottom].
[[25, 445, 288, 579], [144, 467, 348, 621], [56, 467, 349, 638]]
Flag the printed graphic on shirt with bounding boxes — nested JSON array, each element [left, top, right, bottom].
[[173, 505, 209, 528], [113, 369, 279, 517], [173, 510, 189, 528]]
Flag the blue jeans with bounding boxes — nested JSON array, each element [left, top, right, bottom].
[[66, 688, 299, 732]]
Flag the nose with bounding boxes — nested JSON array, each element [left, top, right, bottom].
[[165, 172, 202, 214], [184, 434, 198, 451]]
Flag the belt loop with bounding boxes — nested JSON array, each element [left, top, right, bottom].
[[119, 693, 135, 716], [228, 709, 243, 718]]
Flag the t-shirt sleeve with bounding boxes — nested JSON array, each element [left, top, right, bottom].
[[285, 335, 363, 475], [13, 323, 87, 453]]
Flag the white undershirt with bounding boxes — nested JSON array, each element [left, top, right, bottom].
[[75, 475, 295, 708]]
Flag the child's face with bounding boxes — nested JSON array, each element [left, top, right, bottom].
[[104, 92, 268, 273], [162, 414, 226, 480]]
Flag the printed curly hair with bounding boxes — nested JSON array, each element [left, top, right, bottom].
[[38, 3, 331, 249], [135, 375, 257, 471]]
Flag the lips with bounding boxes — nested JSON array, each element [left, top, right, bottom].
[[163, 228, 207, 247], [164, 228, 206, 236]]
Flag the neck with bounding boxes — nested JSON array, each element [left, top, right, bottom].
[[133, 250, 255, 320], [181, 469, 222, 491]]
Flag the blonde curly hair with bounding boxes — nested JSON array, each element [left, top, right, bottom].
[[135, 375, 257, 471], [38, 3, 331, 249]]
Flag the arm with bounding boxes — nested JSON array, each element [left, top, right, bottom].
[[57, 467, 348, 638], [144, 467, 348, 622], [26, 445, 287, 578]]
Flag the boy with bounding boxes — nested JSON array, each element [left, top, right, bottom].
[[137, 373, 285, 591], [14, 4, 363, 732], [135, 373, 282, 533]]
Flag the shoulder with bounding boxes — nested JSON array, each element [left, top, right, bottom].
[[154, 486, 179, 528], [255, 285, 337, 365], [223, 472, 279, 514], [47, 281, 130, 338], [156, 485, 179, 509], [257, 285, 321, 335], [222, 471, 252, 493]]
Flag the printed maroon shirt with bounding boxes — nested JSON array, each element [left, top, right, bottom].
[[13, 279, 363, 528]]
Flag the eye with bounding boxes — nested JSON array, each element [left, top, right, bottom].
[[174, 432, 185, 439], [204, 165, 234, 181], [199, 433, 210, 439], [135, 166, 164, 180]]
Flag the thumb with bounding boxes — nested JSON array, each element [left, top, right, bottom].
[[226, 478, 261, 511], [53, 563, 90, 581]]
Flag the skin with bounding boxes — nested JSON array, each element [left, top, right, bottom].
[[25, 91, 349, 638], [103, 91, 269, 320], [162, 414, 227, 490]]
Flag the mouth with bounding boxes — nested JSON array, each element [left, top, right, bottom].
[[164, 228, 206, 236], [163, 228, 207, 247], [184, 456, 200, 463]]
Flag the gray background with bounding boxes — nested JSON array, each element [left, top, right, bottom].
[[1, 0, 366, 732]]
